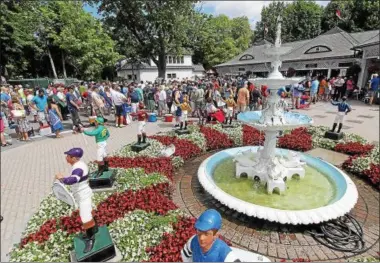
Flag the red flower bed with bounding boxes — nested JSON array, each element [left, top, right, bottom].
[[108, 156, 174, 181], [21, 183, 177, 247], [242, 125, 265, 146], [334, 142, 374, 156], [199, 126, 233, 150], [20, 219, 58, 247], [343, 156, 380, 190], [149, 135, 202, 160], [278, 127, 312, 152], [146, 216, 232, 262], [363, 164, 380, 189]]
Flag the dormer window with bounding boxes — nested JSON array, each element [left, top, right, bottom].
[[304, 45, 332, 54], [239, 54, 254, 61]]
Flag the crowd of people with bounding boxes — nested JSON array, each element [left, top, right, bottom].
[[0, 72, 378, 147]]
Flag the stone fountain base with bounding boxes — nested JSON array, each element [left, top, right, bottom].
[[234, 148, 306, 194]]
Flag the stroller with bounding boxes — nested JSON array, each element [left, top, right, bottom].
[[359, 88, 370, 103]]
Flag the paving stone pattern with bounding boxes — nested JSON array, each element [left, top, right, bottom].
[[173, 154, 380, 262]]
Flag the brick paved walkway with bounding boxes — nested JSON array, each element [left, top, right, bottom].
[[0, 121, 173, 261], [173, 153, 380, 262]]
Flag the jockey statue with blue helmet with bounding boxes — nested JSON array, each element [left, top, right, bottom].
[[181, 209, 241, 262]]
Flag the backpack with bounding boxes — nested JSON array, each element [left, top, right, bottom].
[[131, 90, 139, 102]]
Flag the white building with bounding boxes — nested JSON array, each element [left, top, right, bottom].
[[215, 27, 379, 89], [117, 54, 205, 82]]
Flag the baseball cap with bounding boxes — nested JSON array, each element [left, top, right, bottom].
[[64, 147, 83, 158]]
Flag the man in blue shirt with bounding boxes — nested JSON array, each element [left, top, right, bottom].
[[310, 76, 319, 104], [32, 89, 48, 126], [369, 73, 379, 105]]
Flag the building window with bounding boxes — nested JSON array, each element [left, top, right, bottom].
[[168, 56, 172, 64], [167, 73, 177, 79], [304, 45, 332, 54], [238, 68, 246, 72], [338, 62, 353, 67], [181, 56, 184, 64], [127, 74, 136, 80], [305, 64, 318, 68], [239, 54, 254, 61]]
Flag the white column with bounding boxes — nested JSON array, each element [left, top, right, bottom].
[[357, 50, 367, 90], [327, 68, 332, 78]]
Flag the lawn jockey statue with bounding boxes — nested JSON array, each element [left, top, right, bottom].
[[136, 102, 148, 144], [224, 94, 237, 125], [82, 117, 110, 177], [330, 96, 351, 133], [180, 95, 192, 130], [181, 209, 241, 262], [55, 148, 98, 254]]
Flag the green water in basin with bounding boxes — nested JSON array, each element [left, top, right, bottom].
[[213, 158, 337, 210]]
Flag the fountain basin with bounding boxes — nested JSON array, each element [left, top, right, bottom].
[[197, 147, 358, 225], [248, 77, 301, 89], [238, 111, 313, 131]]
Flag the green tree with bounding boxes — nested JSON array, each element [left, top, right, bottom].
[[192, 14, 253, 68], [283, 0, 323, 42], [254, 1, 286, 43], [90, 0, 196, 78], [0, 1, 41, 78], [321, 0, 380, 32]]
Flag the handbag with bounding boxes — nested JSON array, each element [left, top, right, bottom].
[[11, 110, 26, 118]]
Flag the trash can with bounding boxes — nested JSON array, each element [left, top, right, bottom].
[[148, 113, 157, 122], [164, 114, 173, 122]]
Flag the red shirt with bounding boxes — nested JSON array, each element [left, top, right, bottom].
[[137, 110, 147, 121], [261, 85, 268, 97]]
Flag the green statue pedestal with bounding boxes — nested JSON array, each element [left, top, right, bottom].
[[222, 124, 234, 128], [89, 170, 115, 189], [175, 129, 190, 135], [131, 142, 150, 152], [70, 226, 118, 262], [324, 131, 343, 140]]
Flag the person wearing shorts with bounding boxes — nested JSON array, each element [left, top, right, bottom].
[[83, 117, 110, 177], [110, 86, 127, 127]]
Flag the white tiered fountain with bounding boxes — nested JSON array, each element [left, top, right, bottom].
[[197, 15, 358, 225], [235, 15, 312, 194]]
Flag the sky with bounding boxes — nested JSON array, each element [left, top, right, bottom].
[[84, 1, 331, 28]]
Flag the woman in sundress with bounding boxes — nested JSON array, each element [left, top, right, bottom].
[[47, 98, 64, 138], [11, 96, 31, 141]]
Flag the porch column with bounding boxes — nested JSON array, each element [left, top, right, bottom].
[[357, 50, 367, 90], [327, 68, 332, 78]]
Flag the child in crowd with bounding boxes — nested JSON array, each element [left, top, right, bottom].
[[223, 94, 236, 125]]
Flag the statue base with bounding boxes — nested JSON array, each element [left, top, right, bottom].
[[324, 131, 343, 140], [175, 129, 190, 135], [222, 124, 234, 128], [89, 170, 116, 189], [131, 142, 150, 152], [70, 226, 116, 262]]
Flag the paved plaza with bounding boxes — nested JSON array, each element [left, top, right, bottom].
[[0, 101, 379, 261]]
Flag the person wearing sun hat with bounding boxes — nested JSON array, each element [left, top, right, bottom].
[[181, 209, 241, 262], [82, 117, 110, 177], [55, 147, 98, 253]]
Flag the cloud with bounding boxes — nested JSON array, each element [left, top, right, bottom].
[[197, 1, 330, 29]]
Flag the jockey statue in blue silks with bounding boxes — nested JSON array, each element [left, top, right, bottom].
[[181, 209, 241, 262]]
